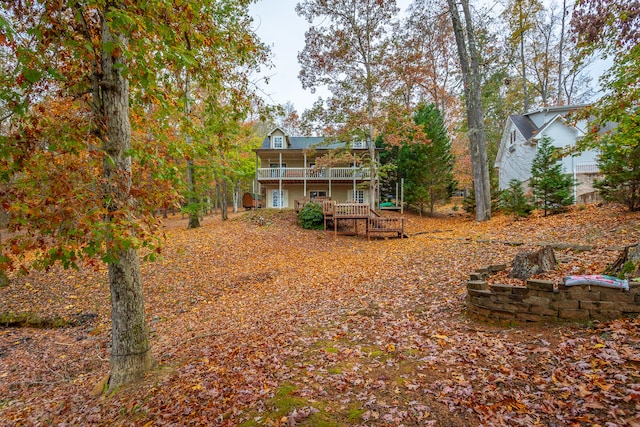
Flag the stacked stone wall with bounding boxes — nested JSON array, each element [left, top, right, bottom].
[[466, 265, 640, 323]]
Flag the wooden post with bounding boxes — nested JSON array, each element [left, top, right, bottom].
[[395, 182, 398, 208], [401, 178, 404, 215], [304, 152, 307, 198]]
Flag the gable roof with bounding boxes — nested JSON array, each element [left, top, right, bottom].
[[510, 114, 538, 140], [258, 136, 367, 150], [510, 104, 590, 142], [535, 114, 575, 139], [267, 126, 288, 137]]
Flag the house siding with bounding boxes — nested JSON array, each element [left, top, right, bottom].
[[497, 118, 537, 189], [261, 184, 368, 209], [256, 127, 376, 208], [496, 106, 600, 203], [269, 129, 287, 149]]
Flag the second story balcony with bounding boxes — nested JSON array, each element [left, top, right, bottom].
[[257, 167, 371, 183]]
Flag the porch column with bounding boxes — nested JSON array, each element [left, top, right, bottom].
[[352, 161, 356, 202], [279, 152, 283, 209], [303, 152, 307, 198]]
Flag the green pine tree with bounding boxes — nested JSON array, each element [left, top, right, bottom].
[[398, 103, 456, 215], [499, 179, 533, 218], [593, 114, 640, 211], [530, 136, 574, 215]]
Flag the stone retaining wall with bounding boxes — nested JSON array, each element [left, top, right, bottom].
[[466, 265, 640, 323]]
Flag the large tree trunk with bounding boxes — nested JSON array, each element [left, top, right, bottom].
[[447, 0, 491, 221], [100, 14, 155, 390], [108, 248, 155, 387], [184, 69, 200, 229], [368, 110, 377, 211]]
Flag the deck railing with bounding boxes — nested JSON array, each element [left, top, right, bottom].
[[575, 162, 599, 174], [257, 167, 370, 180], [334, 203, 371, 218]]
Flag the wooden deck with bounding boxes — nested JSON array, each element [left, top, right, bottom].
[[294, 199, 406, 240], [329, 203, 404, 239]]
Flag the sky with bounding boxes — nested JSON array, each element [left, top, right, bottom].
[[248, 0, 413, 113]]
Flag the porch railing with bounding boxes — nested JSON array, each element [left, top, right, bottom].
[[257, 167, 370, 180]]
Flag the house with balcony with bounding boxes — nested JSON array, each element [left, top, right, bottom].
[[495, 104, 601, 204], [254, 127, 378, 209]]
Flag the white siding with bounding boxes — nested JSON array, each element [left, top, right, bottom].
[[497, 120, 537, 190]]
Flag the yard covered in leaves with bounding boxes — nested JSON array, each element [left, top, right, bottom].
[[1, 204, 640, 426]]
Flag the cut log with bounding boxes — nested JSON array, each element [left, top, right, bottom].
[[509, 246, 556, 280], [605, 243, 640, 279]]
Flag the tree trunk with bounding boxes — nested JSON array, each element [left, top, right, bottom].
[[368, 115, 377, 211], [219, 178, 228, 220], [557, 0, 567, 104], [214, 184, 219, 214], [447, 0, 491, 221], [520, 23, 529, 111], [184, 69, 200, 229], [108, 248, 155, 387], [100, 16, 155, 390], [429, 189, 435, 216], [186, 159, 200, 228], [233, 180, 239, 213]]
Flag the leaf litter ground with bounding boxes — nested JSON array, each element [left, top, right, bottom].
[[1, 205, 640, 426]]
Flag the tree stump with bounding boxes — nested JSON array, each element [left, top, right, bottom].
[[606, 243, 640, 279], [509, 246, 556, 280]]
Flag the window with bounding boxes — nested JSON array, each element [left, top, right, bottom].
[[272, 135, 284, 149], [351, 139, 365, 149], [272, 189, 286, 208], [352, 190, 365, 203], [310, 191, 327, 199]]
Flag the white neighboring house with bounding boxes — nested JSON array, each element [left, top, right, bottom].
[[495, 104, 601, 204]]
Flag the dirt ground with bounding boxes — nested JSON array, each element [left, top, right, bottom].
[[1, 204, 640, 426]]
